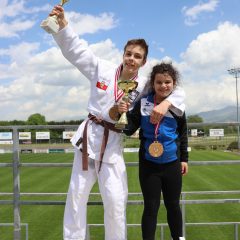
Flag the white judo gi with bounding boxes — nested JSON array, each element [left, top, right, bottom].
[[53, 25, 185, 240]]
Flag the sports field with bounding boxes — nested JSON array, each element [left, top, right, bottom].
[[0, 150, 240, 240]]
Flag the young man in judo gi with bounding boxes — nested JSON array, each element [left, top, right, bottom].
[[48, 5, 185, 240]]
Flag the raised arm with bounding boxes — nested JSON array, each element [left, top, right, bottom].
[[49, 5, 99, 81]]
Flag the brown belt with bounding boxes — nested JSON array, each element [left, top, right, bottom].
[[82, 113, 122, 171]]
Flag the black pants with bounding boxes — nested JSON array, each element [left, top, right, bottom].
[[139, 156, 183, 240]]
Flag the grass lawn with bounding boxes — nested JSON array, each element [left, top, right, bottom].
[[0, 150, 240, 239]]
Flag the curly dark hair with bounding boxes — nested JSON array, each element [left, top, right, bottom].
[[145, 62, 180, 93]]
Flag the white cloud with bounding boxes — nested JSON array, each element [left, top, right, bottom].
[[0, 0, 51, 38], [182, 0, 219, 26], [0, 19, 35, 38], [66, 11, 118, 35], [181, 21, 240, 78], [0, 0, 51, 19], [0, 38, 122, 121], [180, 21, 240, 114], [0, 41, 39, 64]]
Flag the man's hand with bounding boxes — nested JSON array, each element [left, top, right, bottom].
[[49, 5, 68, 30], [118, 100, 130, 114], [150, 99, 171, 124], [181, 162, 188, 176]]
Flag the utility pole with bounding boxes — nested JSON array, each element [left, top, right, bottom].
[[228, 67, 240, 150]]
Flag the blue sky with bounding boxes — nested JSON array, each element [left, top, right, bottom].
[[1, 0, 240, 121]]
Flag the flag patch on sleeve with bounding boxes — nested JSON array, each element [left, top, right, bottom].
[[96, 80, 108, 90]]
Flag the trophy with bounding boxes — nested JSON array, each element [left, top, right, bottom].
[[40, 0, 69, 34], [115, 80, 138, 130]]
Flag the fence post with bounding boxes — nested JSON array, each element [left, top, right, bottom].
[[85, 224, 90, 240], [160, 225, 164, 240], [12, 127, 21, 240], [234, 223, 238, 240], [181, 193, 186, 237]]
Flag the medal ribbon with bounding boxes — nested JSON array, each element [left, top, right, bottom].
[[153, 95, 161, 140], [114, 64, 138, 103]]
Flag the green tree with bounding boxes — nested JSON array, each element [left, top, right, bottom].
[[27, 113, 47, 125], [187, 114, 203, 123]]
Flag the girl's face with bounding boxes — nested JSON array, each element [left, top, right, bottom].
[[153, 73, 175, 101]]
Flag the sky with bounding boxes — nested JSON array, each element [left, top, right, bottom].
[[1, 0, 240, 121]]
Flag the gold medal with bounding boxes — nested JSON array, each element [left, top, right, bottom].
[[149, 141, 164, 157], [109, 105, 120, 121]]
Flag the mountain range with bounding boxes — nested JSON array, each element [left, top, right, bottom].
[[193, 105, 237, 122]]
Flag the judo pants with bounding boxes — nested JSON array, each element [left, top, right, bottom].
[[63, 148, 128, 240]]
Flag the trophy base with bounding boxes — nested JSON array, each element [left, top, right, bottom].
[[40, 16, 59, 34]]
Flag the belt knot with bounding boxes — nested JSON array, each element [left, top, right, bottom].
[[81, 113, 121, 172]]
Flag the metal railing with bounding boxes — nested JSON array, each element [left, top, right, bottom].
[[0, 223, 28, 240]]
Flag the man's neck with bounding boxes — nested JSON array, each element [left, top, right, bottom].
[[120, 69, 136, 81]]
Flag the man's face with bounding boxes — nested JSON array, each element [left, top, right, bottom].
[[122, 44, 146, 76]]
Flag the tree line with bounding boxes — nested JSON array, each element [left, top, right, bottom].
[[0, 113, 83, 126], [0, 113, 203, 126]]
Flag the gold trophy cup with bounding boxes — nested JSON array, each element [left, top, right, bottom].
[[115, 80, 138, 130], [40, 0, 69, 34]]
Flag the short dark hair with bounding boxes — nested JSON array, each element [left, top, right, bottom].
[[124, 39, 148, 61], [150, 62, 180, 87]]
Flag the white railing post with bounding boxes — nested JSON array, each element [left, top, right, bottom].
[[181, 192, 186, 237], [12, 127, 21, 240], [160, 225, 164, 240], [234, 223, 238, 240]]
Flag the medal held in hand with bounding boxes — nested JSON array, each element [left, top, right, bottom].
[[115, 80, 138, 129], [109, 105, 120, 121], [148, 95, 164, 157], [40, 0, 69, 34]]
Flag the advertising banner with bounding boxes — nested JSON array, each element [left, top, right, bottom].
[[0, 132, 12, 140], [63, 131, 76, 139], [191, 129, 198, 136], [19, 132, 31, 140], [36, 132, 50, 140], [209, 129, 224, 137]]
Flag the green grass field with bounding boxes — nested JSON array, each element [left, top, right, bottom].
[[0, 150, 240, 240]]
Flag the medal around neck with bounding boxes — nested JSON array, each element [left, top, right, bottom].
[[149, 141, 164, 157], [115, 80, 138, 129], [40, 0, 69, 34]]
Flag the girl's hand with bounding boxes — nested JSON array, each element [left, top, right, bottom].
[[150, 100, 171, 124], [181, 162, 188, 176]]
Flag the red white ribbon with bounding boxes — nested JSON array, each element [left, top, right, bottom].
[[114, 64, 138, 103]]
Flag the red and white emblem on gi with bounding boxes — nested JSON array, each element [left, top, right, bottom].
[[96, 80, 108, 90]]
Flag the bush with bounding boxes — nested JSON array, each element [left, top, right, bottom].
[[192, 145, 207, 150], [227, 141, 238, 150]]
